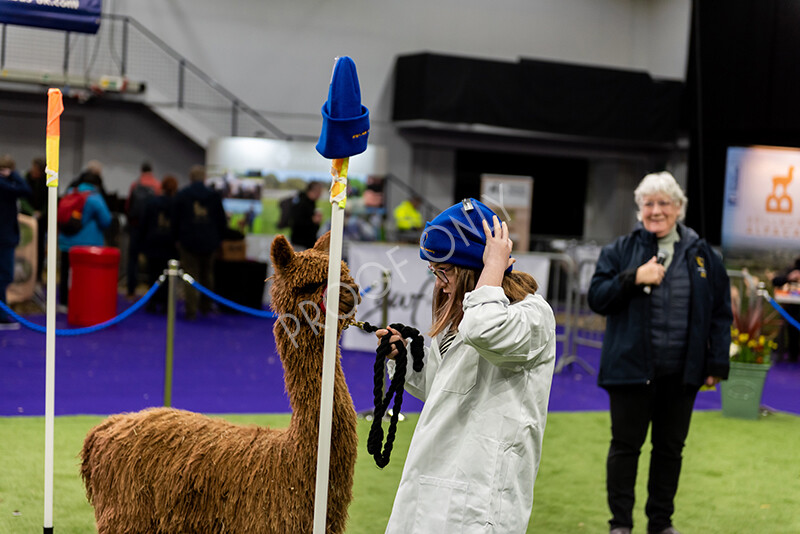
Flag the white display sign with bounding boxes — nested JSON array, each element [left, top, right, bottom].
[[206, 137, 387, 176], [722, 145, 800, 252], [343, 243, 434, 351], [514, 255, 551, 300], [480, 174, 533, 208], [480, 174, 533, 252], [342, 243, 551, 351]]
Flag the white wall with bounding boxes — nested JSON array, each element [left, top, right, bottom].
[[0, 94, 204, 196], [109, 0, 691, 144], [105, 0, 691, 241], [2, 0, 692, 239]]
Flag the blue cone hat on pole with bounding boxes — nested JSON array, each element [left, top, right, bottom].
[[316, 56, 370, 159]]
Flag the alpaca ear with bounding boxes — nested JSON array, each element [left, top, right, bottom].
[[271, 235, 295, 272], [313, 231, 331, 252]]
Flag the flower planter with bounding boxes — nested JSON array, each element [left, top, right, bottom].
[[720, 361, 770, 420]]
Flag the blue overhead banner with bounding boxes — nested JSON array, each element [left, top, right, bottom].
[[0, 0, 102, 35]]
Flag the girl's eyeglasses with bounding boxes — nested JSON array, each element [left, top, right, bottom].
[[427, 265, 450, 284]]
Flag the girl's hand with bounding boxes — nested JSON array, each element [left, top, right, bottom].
[[475, 215, 515, 290], [482, 215, 515, 270], [376, 326, 405, 360]]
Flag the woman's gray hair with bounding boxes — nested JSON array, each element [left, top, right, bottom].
[[634, 171, 688, 221]]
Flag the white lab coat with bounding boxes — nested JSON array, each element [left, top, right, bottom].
[[385, 285, 556, 534]]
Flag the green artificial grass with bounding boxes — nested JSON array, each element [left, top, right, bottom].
[[1, 410, 798, 533]]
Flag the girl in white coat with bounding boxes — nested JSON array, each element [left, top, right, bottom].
[[378, 198, 556, 533]]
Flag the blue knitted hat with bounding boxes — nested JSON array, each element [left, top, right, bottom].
[[316, 56, 370, 159], [419, 198, 513, 273]]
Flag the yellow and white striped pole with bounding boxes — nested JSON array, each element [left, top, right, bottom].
[[43, 88, 63, 534]]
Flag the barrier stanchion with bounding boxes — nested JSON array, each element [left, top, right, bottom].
[[164, 259, 180, 407]]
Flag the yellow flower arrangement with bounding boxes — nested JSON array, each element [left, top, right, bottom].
[[729, 275, 780, 365], [729, 328, 778, 364]]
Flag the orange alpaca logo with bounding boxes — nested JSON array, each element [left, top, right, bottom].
[[766, 166, 793, 214]]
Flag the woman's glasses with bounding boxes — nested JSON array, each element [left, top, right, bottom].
[[641, 199, 673, 210], [427, 265, 450, 284]]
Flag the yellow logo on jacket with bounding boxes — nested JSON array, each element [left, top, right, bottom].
[[695, 256, 707, 278]]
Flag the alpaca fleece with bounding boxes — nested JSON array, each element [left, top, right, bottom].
[[80, 233, 360, 533]]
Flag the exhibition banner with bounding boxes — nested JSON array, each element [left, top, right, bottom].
[[343, 243, 550, 351], [722, 145, 800, 252], [206, 137, 387, 236], [0, 0, 102, 34]]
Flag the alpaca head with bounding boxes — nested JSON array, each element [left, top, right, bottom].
[[269, 232, 360, 333]]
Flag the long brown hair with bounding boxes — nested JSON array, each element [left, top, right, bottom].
[[429, 264, 539, 337]]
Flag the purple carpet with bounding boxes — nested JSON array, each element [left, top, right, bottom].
[[2, 298, 798, 416]]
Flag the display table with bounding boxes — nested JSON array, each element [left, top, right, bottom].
[[774, 290, 800, 305]]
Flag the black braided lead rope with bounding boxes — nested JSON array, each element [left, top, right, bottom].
[[358, 321, 425, 468]]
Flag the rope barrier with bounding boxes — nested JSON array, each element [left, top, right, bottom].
[[0, 279, 162, 336], [764, 293, 800, 332], [183, 274, 374, 320], [182, 274, 278, 318], [1, 270, 377, 334]]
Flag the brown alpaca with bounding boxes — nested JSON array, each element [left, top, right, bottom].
[[80, 233, 360, 533]]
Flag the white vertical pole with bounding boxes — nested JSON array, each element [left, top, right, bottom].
[[313, 158, 348, 534], [43, 87, 62, 534], [43, 185, 57, 533]]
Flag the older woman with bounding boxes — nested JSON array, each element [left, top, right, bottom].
[[588, 171, 732, 534]]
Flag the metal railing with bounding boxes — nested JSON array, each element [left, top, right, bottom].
[[557, 256, 600, 374], [537, 252, 576, 361], [0, 14, 289, 141]]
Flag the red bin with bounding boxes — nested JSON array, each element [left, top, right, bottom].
[[68, 246, 121, 326]]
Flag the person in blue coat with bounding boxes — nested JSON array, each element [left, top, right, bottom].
[[58, 172, 112, 307], [588, 172, 732, 534], [0, 155, 32, 329]]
